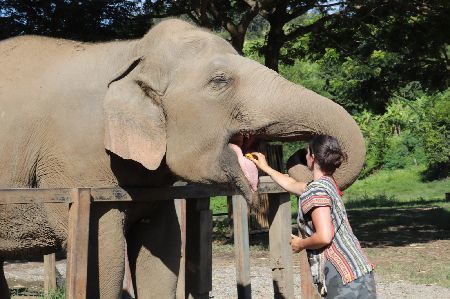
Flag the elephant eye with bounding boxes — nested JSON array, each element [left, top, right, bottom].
[[209, 74, 232, 90]]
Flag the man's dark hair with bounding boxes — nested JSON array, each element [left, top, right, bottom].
[[308, 135, 347, 174]]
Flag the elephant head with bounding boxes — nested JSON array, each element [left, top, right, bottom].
[[103, 19, 365, 199]]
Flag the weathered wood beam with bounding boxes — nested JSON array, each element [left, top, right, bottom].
[[268, 193, 294, 299], [66, 188, 91, 299], [0, 177, 285, 204], [232, 195, 252, 299], [44, 253, 57, 296], [185, 198, 212, 299]]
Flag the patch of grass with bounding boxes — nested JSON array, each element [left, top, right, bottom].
[[10, 287, 65, 299], [43, 288, 66, 299], [344, 166, 449, 202], [211, 196, 228, 214]]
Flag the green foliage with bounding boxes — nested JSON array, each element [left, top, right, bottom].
[[44, 288, 66, 299], [210, 196, 228, 214], [307, 0, 450, 108], [353, 111, 389, 176], [279, 60, 331, 98], [382, 133, 425, 169], [242, 38, 265, 64], [352, 84, 449, 178], [315, 48, 402, 112], [412, 90, 450, 179]]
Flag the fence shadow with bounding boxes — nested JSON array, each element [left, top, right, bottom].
[[347, 204, 450, 247], [215, 198, 450, 249]]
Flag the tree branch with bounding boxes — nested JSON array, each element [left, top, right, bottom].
[[208, 1, 237, 35], [186, 11, 201, 24], [239, 1, 260, 28], [316, 1, 346, 9], [284, 12, 338, 42], [286, 2, 316, 22]]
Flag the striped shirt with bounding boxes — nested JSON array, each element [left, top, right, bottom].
[[298, 176, 374, 285]]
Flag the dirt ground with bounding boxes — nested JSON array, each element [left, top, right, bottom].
[[210, 241, 450, 299], [5, 240, 450, 298]]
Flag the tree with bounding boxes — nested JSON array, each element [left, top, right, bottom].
[[243, 1, 345, 71], [0, 0, 152, 41], [146, 0, 260, 55], [306, 0, 450, 106]]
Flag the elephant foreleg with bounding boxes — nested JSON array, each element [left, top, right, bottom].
[[127, 201, 181, 299], [87, 207, 126, 299], [0, 260, 10, 299]]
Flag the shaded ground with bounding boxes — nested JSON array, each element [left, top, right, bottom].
[[347, 203, 450, 247]]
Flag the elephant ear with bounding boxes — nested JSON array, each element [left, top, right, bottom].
[[103, 64, 166, 171]]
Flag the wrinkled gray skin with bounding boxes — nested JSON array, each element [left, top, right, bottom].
[[0, 19, 365, 298]]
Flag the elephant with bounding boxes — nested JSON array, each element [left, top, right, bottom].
[[0, 19, 365, 298]]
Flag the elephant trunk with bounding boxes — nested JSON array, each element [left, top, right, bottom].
[[259, 79, 365, 189]]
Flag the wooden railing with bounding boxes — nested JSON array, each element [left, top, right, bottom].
[[0, 176, 320, 299]]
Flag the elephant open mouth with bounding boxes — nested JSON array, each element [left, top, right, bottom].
[[226, 130, 312, 194], [228, 133, 260, 192]]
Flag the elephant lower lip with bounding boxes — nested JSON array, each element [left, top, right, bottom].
[[228, 143, 258, 192]]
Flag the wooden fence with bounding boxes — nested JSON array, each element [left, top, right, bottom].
[[0, 176, 320, 299]]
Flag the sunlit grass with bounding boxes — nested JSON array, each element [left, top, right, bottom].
[[344, 166, 449, 202]]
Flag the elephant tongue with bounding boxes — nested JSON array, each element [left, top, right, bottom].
[[228, 143, 259, 192]]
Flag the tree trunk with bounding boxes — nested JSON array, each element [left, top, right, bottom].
[[265, 17, 284, 72], [231, 32, 245, 55]]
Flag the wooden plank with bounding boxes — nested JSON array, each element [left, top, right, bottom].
[[268, 193, 294, 299], [92, 185, 231, 202], [232, 195, 251, 299], [43, 253, 57, 296], [66, 188, 91, 299], [185, 198, 212, 299], [198, 209, 212, 293], [299, 249, 322, 299], [175, 198, 187, 299], [0, 177, 285, 204], [0, 188, 71, 204]]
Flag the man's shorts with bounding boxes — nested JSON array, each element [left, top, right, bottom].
[[324, 260, 377, 298]]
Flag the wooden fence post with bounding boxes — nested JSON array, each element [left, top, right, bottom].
[[232, 195, 252, 299], [175, 198, 187, 299], [268, 193, 294, 299], [185, 198, 212, 299], [66, 188, 91, 299], [299, 249, 322, 299], [44, 253, 56, 295]]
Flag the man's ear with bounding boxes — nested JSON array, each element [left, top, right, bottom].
[[103, 76, 166, 170]]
